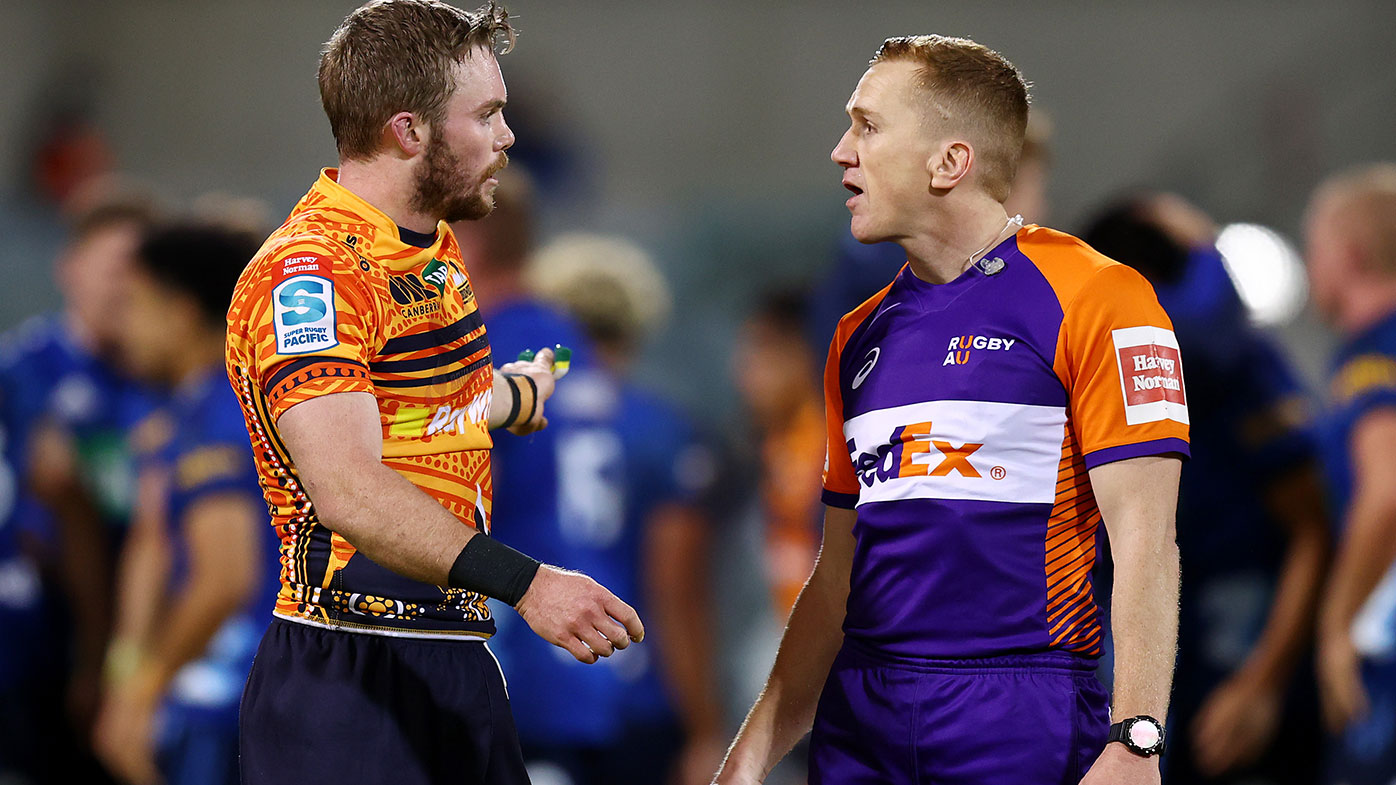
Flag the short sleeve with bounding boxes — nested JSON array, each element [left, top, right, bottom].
[[1331, 352, 1396, 422], [238, 249, 380, 421], [173, 443, 253, 500], [648, 411, 718, 508], [1059, 265, 1191, 469], [821, 333, 859, 508]]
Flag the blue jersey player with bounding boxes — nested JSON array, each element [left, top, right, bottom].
[[91, 223, 277, 785], [453, 185, 724, 784], [0, 189, 156, 782], [1304, 164, 1396, 785], [1085, 196, 1330, 785]]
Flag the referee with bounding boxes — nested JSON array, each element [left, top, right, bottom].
[[225, 3, 642, 783]]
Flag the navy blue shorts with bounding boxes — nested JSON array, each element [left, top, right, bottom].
[[240, 618, 529, 785], [809, 640, 1110, 785]]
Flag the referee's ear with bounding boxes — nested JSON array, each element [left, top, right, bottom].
[[384, 111, 426, 159]]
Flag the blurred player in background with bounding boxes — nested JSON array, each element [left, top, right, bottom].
[[226, 3, 643, 783], [717, 36, 1187, 785], [733, 288, 824, 618], [1084, 194, 1329, 785], [93, 222, 276, 785], [459, 187, 725, 783], [1304, 163, 1396, 785], [808, 109, 1051, 343], [0, 184, 158, 784]]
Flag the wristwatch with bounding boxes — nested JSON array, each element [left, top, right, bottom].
[[1107, 715, 1166, 757]]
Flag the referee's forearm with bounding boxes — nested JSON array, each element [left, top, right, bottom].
[[722, 564, 846, 779], [1107, 528, 1180, 722]]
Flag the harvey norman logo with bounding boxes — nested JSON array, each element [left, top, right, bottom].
[[1112, 326, 1188, 426], [842, 399, 1065, 506]]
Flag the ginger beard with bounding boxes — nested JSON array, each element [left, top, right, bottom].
[[411, 133, 508, 223]]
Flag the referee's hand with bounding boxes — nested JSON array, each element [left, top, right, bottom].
[[514, 565, 645, 664]]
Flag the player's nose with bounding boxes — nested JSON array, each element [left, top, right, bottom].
[[497, 119, 516, 152]]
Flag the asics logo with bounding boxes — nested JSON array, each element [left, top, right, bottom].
[[852, 347, 880, 389]]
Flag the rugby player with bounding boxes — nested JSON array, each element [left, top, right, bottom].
[[225, 3, 642, 783], [94, 222, 276, 785], [1303, 164, 1396, 785], [1085, 196, 1329, 785], [715, 36, 1188, 785]]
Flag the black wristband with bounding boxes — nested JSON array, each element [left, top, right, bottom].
[[519, 374, 538, 425], [447, 534, 541, 606], [501, 373, 523, 428]]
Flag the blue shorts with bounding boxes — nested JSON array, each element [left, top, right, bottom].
[[239, 618, 529, 785], [809, 640, 1110, 785]]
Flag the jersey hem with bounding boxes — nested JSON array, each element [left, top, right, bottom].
[[273, 611, 493, 641]]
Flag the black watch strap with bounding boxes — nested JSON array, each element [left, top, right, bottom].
[[1107, 715, 1166, 757]]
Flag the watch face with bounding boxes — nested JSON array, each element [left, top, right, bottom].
[[1128, 719, 1162, 750]]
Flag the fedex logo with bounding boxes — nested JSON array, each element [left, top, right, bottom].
[[849, 421, 984, 488], [1112, 326, 1188, 425], [842, 399, 1065, 507]]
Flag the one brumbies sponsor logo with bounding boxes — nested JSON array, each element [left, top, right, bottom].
[[842, 399, 1065, 506], [943, 334, 1017, 366], [1112, 325, 1188, 426], [389, 258, 473, 318], [273, 275, 337, 354], [389, 390, 492, 438]]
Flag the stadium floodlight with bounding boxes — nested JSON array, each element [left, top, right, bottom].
[[1215, 222, 1308, 327]]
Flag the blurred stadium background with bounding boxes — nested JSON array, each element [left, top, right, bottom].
[[1, 1, 1394, 784]]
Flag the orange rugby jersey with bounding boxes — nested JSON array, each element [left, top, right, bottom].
[[226, 169, 497, 638]]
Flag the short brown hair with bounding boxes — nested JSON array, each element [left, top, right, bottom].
[[1316, 163, 1396, 274], [872, 35, 1030, 201], [318, 0, 516, 161]]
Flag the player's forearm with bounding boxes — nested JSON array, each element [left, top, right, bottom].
[[107, 514, 171, 681], [1107, 521, 1180, 721], [1319, 494, 1396, 638], [719, 560, 847, 781], [306, 458, 478, 587], [488, 368, 538, 430], [1241, 514, 1328, 688], [140, 571, 254, 693], [645, 505, 723, 737]]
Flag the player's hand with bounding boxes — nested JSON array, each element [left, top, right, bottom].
[[93, 672, 164, 785], [498, 346, 565, 435], [1078, 742, 1159, 785], [1190, 669, 1282, 775], [1318, 627, 1369, 731], [514, 564, 644, 663]]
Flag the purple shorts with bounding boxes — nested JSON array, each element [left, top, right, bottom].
[[809, 639, 1110, 785]]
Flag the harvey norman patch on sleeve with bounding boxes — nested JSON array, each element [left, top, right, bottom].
[[273, 274, 339, 355], [1112, 325, 1188, 426]]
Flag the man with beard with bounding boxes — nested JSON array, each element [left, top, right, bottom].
[[224, 3, 644, 783]]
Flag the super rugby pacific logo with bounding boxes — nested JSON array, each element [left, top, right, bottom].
[[272, 275, 338, 355]]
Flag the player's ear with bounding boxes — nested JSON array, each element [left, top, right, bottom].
[[928, 140, 974, 191], [385, 111, 427, 158]]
